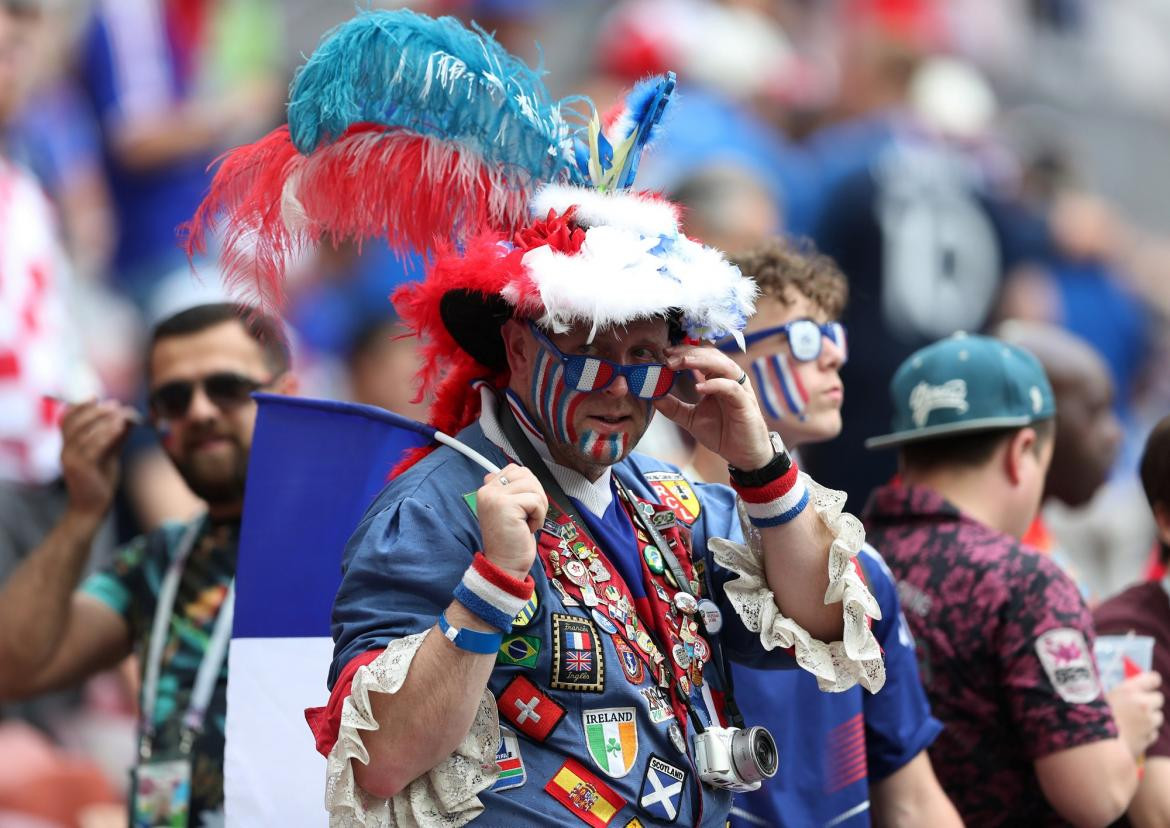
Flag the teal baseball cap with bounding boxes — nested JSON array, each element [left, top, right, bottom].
[[866, 333, 1055, 449]]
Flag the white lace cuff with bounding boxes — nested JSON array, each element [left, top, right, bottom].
[[324, 630, 502, 827], [708, 472, 886, 693]]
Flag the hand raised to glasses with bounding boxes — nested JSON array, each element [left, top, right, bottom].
[[656, 344, 773, 472], [60, 400, 140, 521]]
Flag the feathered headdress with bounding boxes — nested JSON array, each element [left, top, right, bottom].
[[187, 9, 756, 442]]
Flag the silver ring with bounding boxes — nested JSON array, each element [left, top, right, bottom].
[[498, 474, 510, 486], [736, 371, 748, 386]]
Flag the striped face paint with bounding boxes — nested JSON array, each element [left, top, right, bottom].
[[750, 352, 810, 421], [529, 346, 636, 466]]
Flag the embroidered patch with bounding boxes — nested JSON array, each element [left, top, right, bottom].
[[498, 675, 565, 742], [639, 687, 674, 723], [545, 758, 626, 828], [639, 755, 687, 822], [513, 592, 540, 628], [1036, 628, 1102, 703], [614, 637, 645, 684], [552, 613, 605, 692], [491, 726, 526, 791], [462, 491, 478, 516], [644, 472, 701, 524], [584, 707, 639, 778], [498, 634, 541, 668], [625, 820, 645, 828]]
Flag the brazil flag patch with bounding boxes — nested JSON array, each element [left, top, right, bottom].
[[498, 634, 541, 668]]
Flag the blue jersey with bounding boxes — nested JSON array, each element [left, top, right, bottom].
[[730, 547, 940, 828], [79, 0, 214, 288], [330, 420, 800, 827]]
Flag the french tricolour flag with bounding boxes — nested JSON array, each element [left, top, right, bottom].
[[225, 394, 427, 826]]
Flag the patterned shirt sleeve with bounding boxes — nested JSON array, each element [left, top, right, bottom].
[[80, 533, 149, 620], [859, 546, 943, 780], [997, 552, 1117, 760]]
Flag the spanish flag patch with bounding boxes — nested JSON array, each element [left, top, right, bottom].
[[544, 757, 626, 827]]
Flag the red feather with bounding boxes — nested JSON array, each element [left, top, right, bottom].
[[184, 123, 536, 310]]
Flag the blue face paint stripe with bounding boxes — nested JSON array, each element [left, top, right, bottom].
[[771, 354, 803, 416], [752, 359, 783, 419]]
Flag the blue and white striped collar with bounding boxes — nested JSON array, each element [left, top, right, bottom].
[[477, 384, 613, 517]]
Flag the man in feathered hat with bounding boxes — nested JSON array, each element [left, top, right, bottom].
[[190, 10, 884, 826]]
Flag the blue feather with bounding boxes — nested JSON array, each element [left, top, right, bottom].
[[287, 9, 588, 185], [611, 72, 675, 189]]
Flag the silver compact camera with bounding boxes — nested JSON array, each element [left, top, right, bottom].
[[693, 725, 779, 792]]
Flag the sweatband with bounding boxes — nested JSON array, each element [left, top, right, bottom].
[[453, 552, 536, 632], [731, 463, 809, 528]]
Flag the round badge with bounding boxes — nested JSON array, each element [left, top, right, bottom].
[[672, 643, 692, 669], [643, 545, 665, 575], [673, 592, 698, 615], [668, 721, 687, 754], [591, 608, 618, 634], [697, 599, 723, 634], [563, 559, 588, 586]]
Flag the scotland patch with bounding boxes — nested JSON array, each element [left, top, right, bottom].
[[638, 755, 687, 823]]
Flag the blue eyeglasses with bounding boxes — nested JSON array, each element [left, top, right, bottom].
[[529, 323, 678, 400], [719, 318, 847, 363]]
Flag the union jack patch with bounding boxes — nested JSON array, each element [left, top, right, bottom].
[[551, 612, 604, 692]]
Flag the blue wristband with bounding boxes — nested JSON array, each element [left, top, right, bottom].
[[438, 612, 503, 655]]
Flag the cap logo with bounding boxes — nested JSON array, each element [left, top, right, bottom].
[[909, 380, 968, 427], [1030, 386, 1043, 414]]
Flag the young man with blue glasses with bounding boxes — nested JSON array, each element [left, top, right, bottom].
[[703, 238, 961, 828]]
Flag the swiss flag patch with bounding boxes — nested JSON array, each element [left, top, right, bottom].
[[498, 675, 565, 742]]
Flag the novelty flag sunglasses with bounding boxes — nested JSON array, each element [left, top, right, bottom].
[[719, 318, 848, 363], [149, 372, 269, 419], [528, 323, 678, 400]]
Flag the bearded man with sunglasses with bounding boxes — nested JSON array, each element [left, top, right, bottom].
[[0, 302, 296, 827]]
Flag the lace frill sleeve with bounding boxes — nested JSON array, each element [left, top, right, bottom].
[[324, 630, 501, 827], [707, 473, 886, 693]]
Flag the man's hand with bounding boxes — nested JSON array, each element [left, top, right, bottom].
[[60, 401, 137, 521], [656, 344, 773, 471], [475, 464, 547, 581], [1108, 671, 1165, 758]]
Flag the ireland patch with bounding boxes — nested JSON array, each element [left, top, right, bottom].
[[583, 707, 639, 778]]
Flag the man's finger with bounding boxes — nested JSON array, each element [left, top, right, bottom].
[[62, 402, 116, 441], [653, 394, 694, 426]]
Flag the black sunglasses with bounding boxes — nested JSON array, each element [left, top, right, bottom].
[[149, 372, 268, 420]]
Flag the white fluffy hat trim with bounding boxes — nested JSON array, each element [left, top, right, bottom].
[[504, 185, 757, 346]]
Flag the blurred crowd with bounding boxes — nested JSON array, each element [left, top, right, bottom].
[[2, 0, 1170, 825]]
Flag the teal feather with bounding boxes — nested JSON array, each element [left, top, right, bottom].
[[287, 8, 588, 185]]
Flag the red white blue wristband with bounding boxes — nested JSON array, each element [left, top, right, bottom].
[[453, 552, 535, 632], [731, 463, 809, 528]]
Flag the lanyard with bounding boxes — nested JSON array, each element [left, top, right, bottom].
[[139, 519, 236, 761], [497, 401, 728, 730]]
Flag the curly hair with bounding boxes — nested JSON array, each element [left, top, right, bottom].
[[731, 238, 848, 318]]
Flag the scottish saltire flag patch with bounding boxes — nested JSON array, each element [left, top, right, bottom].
[[583, 708, 639, 778], [491, 726, 526, 792], [229, 395, 428, 825], [638, 755, 686, 823]]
